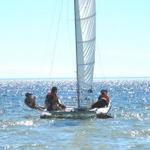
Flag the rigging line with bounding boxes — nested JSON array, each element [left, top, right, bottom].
[[66, 0, 76, 80], [32, 1, 58, 79], [49, 0, 64, 80], [94, 2, 106, 79], [96, 42, 106, 79], [47, 0, 59, 33], [45, 0, 58, 79]]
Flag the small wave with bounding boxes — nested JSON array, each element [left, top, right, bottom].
[[116, 110, 145, 121], [0, 144, 48, 150], [15, 120, 34, 126], [0, 145, 14, 150], [144, 104, 150, 110], [16, 144, 49, 150], [0, 108, 5, 115], [129, 129, 150, 138], [124, 112, 144, 121], [0, 120, 34, 129]]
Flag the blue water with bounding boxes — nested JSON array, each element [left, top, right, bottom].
[[0, 79, 150, 150]]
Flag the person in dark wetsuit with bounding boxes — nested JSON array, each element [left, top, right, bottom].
[[24, 93, 36, 109], [24, 93, 45, 110], [45, 87, 66, 111], [91, 90, 109, 109]]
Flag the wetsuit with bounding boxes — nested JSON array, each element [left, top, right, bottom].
[[24, 97, 36, 109], [45, 93, 54, 111], [45, 93, 65, 111]]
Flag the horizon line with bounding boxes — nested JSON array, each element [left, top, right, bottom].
[[0, 76, 150, 80]]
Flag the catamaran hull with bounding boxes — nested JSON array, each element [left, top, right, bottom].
[[40, 110, 96, 119], [40, 105, 112, 119]]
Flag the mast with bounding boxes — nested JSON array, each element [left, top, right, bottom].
[[74, 0, 80, 108], [74, 0, 96, 108]]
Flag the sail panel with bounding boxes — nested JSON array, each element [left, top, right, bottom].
[[75, 0, 96, 107]]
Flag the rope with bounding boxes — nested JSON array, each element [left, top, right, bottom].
[[96, 43, 106, 80], [49, 0, 64, 80], [66, 0, 76, 80]]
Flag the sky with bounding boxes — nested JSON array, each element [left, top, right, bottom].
[[0, 0, 150, 78]]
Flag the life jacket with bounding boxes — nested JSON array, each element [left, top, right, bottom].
[[100, 94, 109, 104]]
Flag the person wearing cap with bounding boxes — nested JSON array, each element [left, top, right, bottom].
[[45, 87, 66, 111], [24, 93, 36, 109], [91, 90, 110, 108]]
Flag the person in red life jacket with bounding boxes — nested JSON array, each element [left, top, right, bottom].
[[91, 89, 109, 108], [45, 87, 66, 111]]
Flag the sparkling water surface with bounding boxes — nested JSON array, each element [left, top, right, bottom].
[[0, 79, 150, 150]]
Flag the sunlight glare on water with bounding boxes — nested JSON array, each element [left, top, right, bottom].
[[0, 79, 150, 150]]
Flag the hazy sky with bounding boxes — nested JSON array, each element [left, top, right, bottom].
[[0, 0, 150, 78]]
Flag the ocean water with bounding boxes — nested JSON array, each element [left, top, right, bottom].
[[0, 79, 150, 150]]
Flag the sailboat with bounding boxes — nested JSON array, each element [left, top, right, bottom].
[[40, 0, 112, 119]]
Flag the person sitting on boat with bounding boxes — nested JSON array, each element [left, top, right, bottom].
[[45, 87, 66, 111], [24, 93, 44, 110], [24, 93, 36, 109], [91, 89, 109, 108]]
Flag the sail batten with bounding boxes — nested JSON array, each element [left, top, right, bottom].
[[78, 61, 95, 66], [75, 13, 96, 21], [74, 0, 96, 108], [77, 37, 95, 43]]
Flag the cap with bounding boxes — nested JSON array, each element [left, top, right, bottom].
[[101, 89, 108, 94], [25, 93, 32, 97], [51, 87, 57, 92]]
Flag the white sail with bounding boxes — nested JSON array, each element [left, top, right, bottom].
[[74, 0, 96, 108]]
